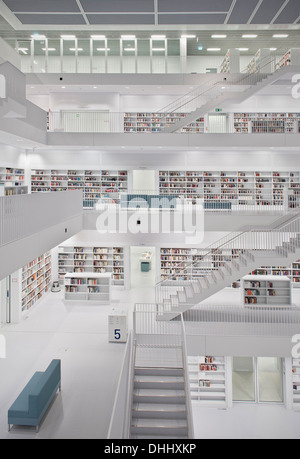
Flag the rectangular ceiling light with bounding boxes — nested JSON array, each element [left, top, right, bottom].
[[151, 35, 166, 39], [237, 48, 249, 51], [242, 34, 258, 38], [31, 34, 46, 40], [273, 34, 288, 38], [124, 48, 136, 51], [207, 48, 221, 51], [91, 35, 106, 40], [181, 35, 196, 38], [69, 48, 83, 51], [270, 48, 277, 51], [152, 48, 166, 51], [121, 35, 136, 39], [42, 48, 56, 51], [211, 34, 227, 38], [61, 35, 76, 40], [97, 48, 110, 51]]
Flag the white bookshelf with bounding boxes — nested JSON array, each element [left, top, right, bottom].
[[234, 113, 300, 134], [220, 49, 240, 74], [292, 358, 300, 409], [21, 251, 52, 311], [247, 49, 271, 74], [276, 49, 300, 70], [123, 112, 187, 133], [242, 275, 292, 307], [31, 169, 128, 206], [58, 246, 125, 288], [64, 272, 111, 303], [159, 169, 300, 208], [188, 355, 227, 407]]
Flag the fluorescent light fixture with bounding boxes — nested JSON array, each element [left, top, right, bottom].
[[152, 48, 165, 51], [61, 35, 76, 40], [61, 86, 66, 89], [211, 34, 227, 38], [181, 34, 196, 38], [124, 48, 136, 51], [273, 34, 288, 38], [151, 35, 166, 39], [31, 34, 46, 40], [69, 48, 83, 51], [207, 48, 221, 51], [97, 48, 110, 51], [236, 48, 249, 51], [91, 35, 106, 39], [121, 35, 136, 39], [242, 34, 257, 38], [42, 48, 56, 51], [270, 48, 277, 51]]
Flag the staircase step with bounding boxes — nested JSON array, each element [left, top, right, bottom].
[[132, 402, 187, 419], [131, 417, 188, 437], [135, 367, 184, 377], [133, 388, 186, 404], [134, 375, 184, 390]]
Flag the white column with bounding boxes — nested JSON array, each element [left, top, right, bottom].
[[180, 37, 187, 73]]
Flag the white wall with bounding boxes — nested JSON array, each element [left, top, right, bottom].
[[132, 170, 156, 191], [49, 92, 120, 112]]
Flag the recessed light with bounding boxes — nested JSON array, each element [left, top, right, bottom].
[[207, 48, 221, 51], [152, 48, 165, 51], [91, 35, 106, 40], [211, 34, 227, 38], [61, 35, 76, 40], [124, 48, 136, 51], [97, 48, 110, 51], [273, 34, 288, 38], [42, 48, 56, 51], [93, 86, 97, 89], [181, 35, 196, 38], [31, 34, 46, 40], [61, 86, 66, 89], [151, 35, 166, 39], [236, 48, 249, 51], [69, 48, 83, 51], [270, 48, 277, 51], [242, 34, 257, 38]]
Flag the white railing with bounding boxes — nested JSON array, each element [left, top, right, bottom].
[[107, 331, 135, 439], [155, 210, 300, 308], [0, 190, 82, 247], [156, 48, 290, 129]]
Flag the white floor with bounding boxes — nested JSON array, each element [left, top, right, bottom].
[[0, 272, 300, 438]]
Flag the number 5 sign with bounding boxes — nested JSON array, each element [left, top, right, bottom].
[[108, 309, 128, 343]]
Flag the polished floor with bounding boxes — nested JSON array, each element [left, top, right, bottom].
[[0, 255, 300, 439]]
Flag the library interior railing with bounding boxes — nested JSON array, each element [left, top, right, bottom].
[[155, 210, 300, 311], [83, 190, 298, 212]]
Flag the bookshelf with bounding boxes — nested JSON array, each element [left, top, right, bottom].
[[220, 49, 240, 74], [159, 170, 300, 208], [250, 260, 300, 288], [188, 355, 227, 407], [58, 246, 125, 287], [242, 275, 292, 307], [292, 358, 300, 409], [160, 247, 242, 283], [21, 251, 51, 312], [233, 113, 300, 134], [123, 112, 187, 133], [64, 272, 111, 303], [276, 49, 300, 70], [31, 169, 128, 207], [246, 49, 271, 74], [0, 166, 27, 196]]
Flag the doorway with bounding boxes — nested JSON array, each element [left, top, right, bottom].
[[232, 356, 283, 403]]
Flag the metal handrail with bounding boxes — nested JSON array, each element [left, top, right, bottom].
[[155, 210, 300, 288]]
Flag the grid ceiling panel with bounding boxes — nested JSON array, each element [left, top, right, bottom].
[[157, 0, 232, 13], [251, 0, 287, 25], [158, 14, 227, 24], [80, 0, 155, 13], [2, 0, 81, 12], [227, 0, 262, 24], [1, 0, 300, 26], [15, 14, 86, 25], [273, 0, 300, 24], [87, 14, 155, 25]]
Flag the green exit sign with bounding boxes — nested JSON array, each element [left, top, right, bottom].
[[215, 108, 222, 112]]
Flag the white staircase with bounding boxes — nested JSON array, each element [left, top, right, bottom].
[[131, 366, 189, 439], [157, 213, 300, 320], [162, 65, 296, 133]]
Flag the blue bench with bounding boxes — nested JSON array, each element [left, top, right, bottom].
[[8, 359, 61, 432]]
